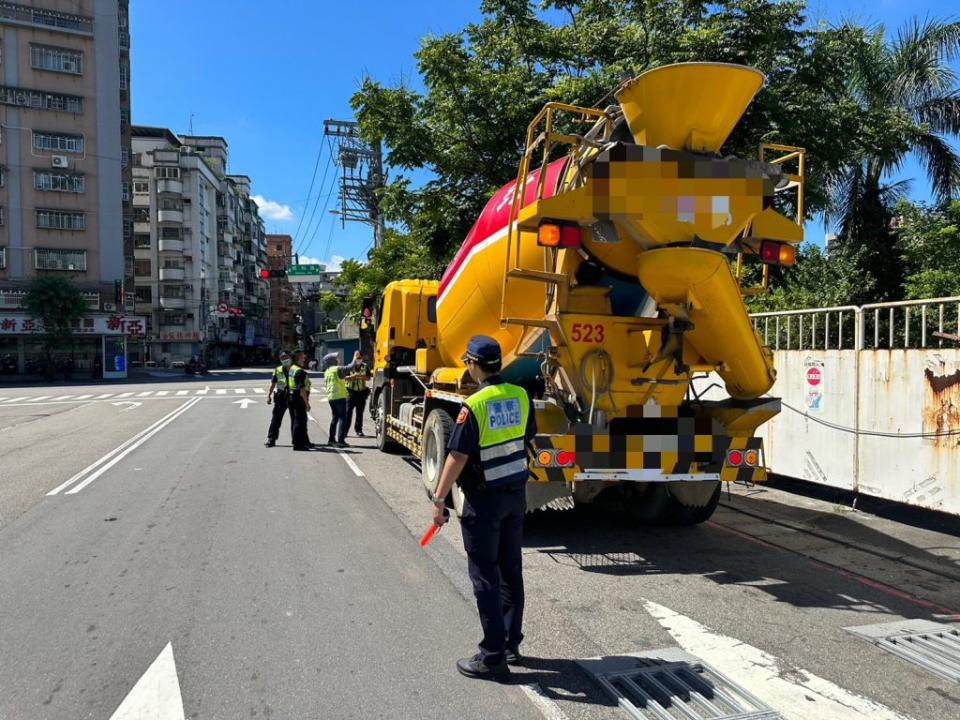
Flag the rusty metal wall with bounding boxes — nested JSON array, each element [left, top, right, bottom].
[[759, 349, 960, 515]]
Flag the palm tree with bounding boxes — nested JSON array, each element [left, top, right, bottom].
[[826, 18, 960, 302]]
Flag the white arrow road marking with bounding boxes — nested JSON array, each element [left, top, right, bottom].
[[233, 398, 256, 409], [111, 401, 142, 412], [643, 600, 916, 720], [48, 398, 201, 496], [109, 642, 185, 720]]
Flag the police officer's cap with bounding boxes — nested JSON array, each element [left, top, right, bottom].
[[462, 335, 501, 366], [279, 349, 291, 358]]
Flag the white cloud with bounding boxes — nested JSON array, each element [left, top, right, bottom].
[[327, 255, 345, 271], [251, 194, 293, 221]]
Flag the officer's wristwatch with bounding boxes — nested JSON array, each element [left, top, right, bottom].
[[430, 492, 445, 506]]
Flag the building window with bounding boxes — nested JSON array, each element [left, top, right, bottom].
[[35, 248, 87, 271], [160, 226, 181, 240], [160, 198, 183, 211], [0, 167, 4, 187], [0, 247, 6, 270], [34, 171, 85, 193], [134, 181, 149, 194], [120, 108, 129, 128], [155, 166, 180, 179], [30, 45, 83, 74], [0, 207, 3, 226], [119, 61, 128, 90], [123, 218, 133, 238], [122, 182, 130, 203], [135, 286, 152, 303], [121, 147, 129, 168], [132, 207, 149, 223], [134, 259, 151, 276], [36, 209, 86, 231], [0, 86, 83, 112], [134, 234, 151, 249], [161, 284, 184, 299], [33, 131, 83, 154]]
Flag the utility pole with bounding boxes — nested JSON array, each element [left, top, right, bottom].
[[323, 119, 385, 249]]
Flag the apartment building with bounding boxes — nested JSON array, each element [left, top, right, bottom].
[[266, 234, 296, 351], [130, 127, 271, 365], [0, 1, 132, 372]]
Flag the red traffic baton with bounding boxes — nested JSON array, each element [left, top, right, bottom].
[[419, 523, 442, 547]]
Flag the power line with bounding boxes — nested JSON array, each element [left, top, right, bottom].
[[290, 141, 325, 247], [294, 136, 336, 258]]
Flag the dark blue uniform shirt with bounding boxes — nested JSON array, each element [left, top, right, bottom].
[[448, 376, 537, 459]]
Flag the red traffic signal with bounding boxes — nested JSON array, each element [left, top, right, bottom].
[[259, 269, 270, 279]]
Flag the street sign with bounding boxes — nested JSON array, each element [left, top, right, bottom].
[[288, 264, 323, 284]]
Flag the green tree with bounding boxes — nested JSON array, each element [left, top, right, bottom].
[[746, 244, 862, 311], [895, 198, 960, 299], [22, 275, 89, 369], [825, 18, 960, 302]]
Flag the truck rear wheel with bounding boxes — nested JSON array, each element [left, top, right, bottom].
[[621, 482, 670, 524], [664, 481, 722, 525], [375, 390, 401, 453], [421, 409, 466, 517]]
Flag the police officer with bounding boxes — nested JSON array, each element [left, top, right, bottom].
[[345, 350, 371, 437], [429, 335, 536, 680], [264, 350, 293, 447], [288, 350, 312, 451]]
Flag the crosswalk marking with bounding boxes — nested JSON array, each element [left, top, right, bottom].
[[74, 395, 93, 400], [115, 392, 134, 398], [26, 396, 51, 402], [51, 395, 74, 400], [176, 390, 188, 396], [196, 388, 209, 395], [155, 390, 169, 396], [94, 393, 114, 400], [215, 389, 226, 395], [2, 396, 28, 403], [234, 388, 246, 394], [136, 391, 153, 397], [253, 388, 265, 394]]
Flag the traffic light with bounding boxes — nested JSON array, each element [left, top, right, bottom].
[[261, 268, 286, 278], [259, 269, 270, 279]]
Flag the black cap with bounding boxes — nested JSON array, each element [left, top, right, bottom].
[[462, 335, 501, 366], [279, 349, 291, 358]]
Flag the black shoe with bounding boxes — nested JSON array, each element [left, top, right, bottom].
[[264, 441, 275, 447], [505, 647, 522, 666], [292, 446, 310, 451], [356, 430, 365, 437], [336, 441, 349, 448], [456, 654, 510, 680]]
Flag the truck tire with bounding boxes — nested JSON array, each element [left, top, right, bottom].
[[664, 481, 721, 525], [421, 409, 466, 517], [374, 390, 401, 453], [621, 482, 670, 524]]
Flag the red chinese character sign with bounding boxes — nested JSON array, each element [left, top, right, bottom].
[[0, 313, 147, 336], [803, 357, 825, 412]]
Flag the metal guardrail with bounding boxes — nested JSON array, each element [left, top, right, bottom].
[[751, 297, 960, 350]]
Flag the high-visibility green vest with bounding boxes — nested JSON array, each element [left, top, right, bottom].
[[286, 364, 301, 391], [325, 366, 347, 400], [347, 362, 369, 392], [464, 382, 530, 487], [273, 365, 287, 383]]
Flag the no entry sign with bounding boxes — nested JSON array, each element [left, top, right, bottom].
[[806, 367, 822, 386]]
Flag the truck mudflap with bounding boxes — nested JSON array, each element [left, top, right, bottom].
[[530, 423, 766, 485]]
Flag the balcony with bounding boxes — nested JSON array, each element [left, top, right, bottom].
[[134, 301, 153, 314], [159, 296, 186, 309], [133, 221, 150, 234], [159, 267, 185, 281], [158, 209, 184, 224], [218, 256, 232, 268], [133, 194, 149, 207], [220, 282, 235, 292], [159, 325, 187, 334], [157, 178, 183, 195], [158, 238, 184, 253]]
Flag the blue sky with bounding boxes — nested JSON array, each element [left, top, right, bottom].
[[130, 1, 959, 267]]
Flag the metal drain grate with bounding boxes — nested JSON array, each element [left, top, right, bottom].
[[577, 648, 783, 720], [846, 619, 960, 683]]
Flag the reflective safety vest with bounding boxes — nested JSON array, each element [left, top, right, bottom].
[[273, 365, 286, 383], [325, 366, 347, 400], [464, 382, 530, 488], [347, 362, 368, 392], [286, 364, 302, 392], [305, 375, 312, 393]]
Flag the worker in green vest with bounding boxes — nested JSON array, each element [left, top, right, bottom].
[[287, 350, 312, 451], [322, 352, 358, 448], [428, 335, 536, 680]]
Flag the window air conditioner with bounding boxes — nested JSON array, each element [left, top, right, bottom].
[[103, 302, 117, 312], [51, 155, 69, 168]]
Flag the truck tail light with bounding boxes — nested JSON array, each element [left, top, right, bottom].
[[538, 221, 581, 248], [538, 223, 561, 247], [759, 240, 797, 266], [744, 449, 759, 467], [559, 224, 582, 248], [726, 449, 744, 467]]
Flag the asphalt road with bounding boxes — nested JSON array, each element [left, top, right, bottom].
[[1, 371, 958, 720]]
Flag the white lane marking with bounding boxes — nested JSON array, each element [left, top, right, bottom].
[[111, 401, 142, 412], [74, 394, 93, 400], [196, 387, 209, 395], [176, 390, 188, 396], [48, 398, 200, 496], [253, 388, 265, 394], [2, 396, 29, 403], [215, 389, 226, 395], [115, 392, 134, 398], [643, 600, 915, 720], [51, 394, 74, 400], [234, 388, 246, 394], [136, 391, 153, 397], [518, 684, 570, 720], [233, 398, 256, 409], [308, 413, 367, 477], [93, 393, 114, 400], [109, 642, 185, 720], [155, 390, 170, 396], [25, 395, 52, 402], [66, 398, 201, 495]]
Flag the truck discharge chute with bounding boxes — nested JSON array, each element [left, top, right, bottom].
[[370, 62, 805, 523]]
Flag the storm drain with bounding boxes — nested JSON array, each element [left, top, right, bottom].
[[577, 648, 783, 720], [846, 619, 960, 683]]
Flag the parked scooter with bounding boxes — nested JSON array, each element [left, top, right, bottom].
[[185, 356, 209, 375]]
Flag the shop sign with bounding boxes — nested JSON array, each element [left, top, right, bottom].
[[159, 331, 202, 342], [0, 313, 146, 336]]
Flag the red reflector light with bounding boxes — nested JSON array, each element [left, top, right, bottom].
[[727, 449, 744, 467], [759, 241, 780, 264], [559, 225, 581, 248], [556, 450, 576, 467]]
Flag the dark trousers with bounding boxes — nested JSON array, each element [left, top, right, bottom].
[[266, 392, 289, 442], [328, 398, 348, 443], [289, 395, 310, 449], [346, 388, 369, 433], [459, 486, 526, 665]]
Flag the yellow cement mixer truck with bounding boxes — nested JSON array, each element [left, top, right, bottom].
[[368, 62, 805, 524]]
